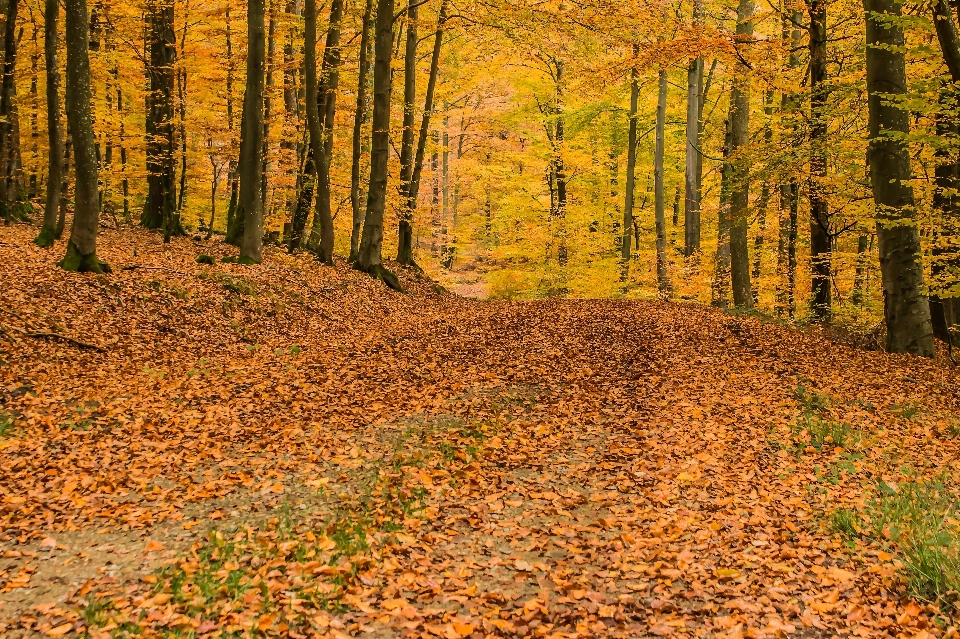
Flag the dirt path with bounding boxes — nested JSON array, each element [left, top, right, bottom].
[[2, 227, 959, 638]]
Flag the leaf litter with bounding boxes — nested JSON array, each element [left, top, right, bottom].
[[1, 225, 959, 638]]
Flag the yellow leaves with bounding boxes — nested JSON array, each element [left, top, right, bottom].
[[715, 567, 741, 580], [46, 623, 73, 637]]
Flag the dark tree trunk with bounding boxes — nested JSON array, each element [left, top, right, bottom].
[[307, 0, 343, 263], [621, 44, 639, 275], [36, 0, 62, 247], [395, 0, 418, 265], [0, 0, 22, 223], [713, 114, 734, 307], [864, 0, 935, 356], [728, 0, 753, 308], [59, 0, 106, 272], [349, 0, 373, 262], [357, 0, 401, 290], [238, 0, 266, 262], [683, 0, 704, 256], [776, 10, 801, 318], [141, 0, 180, 241], [400, 0, 447, 268], [654, 68, 671, 297], [809, 0, 831, 320]]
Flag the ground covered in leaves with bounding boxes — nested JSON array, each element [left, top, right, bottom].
[[2, 225, 960, 639]]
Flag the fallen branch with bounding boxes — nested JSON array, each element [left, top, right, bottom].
[[1, 323, 107, 352], [121, 264, 190, 276]]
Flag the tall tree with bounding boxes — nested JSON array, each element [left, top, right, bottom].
[[59, 0, 107, 272], [401, 0, 448, 268], [396, 0, 419, 266], [141, 0, 181, 241], [654, 68, 671, 297], [620, 44, 639, 276], [356, 0, 402, 289], [683, 0, 704, 256], [808, 0, 831, 320], [728, 0, 754, 308], [863, 0, 935, 355], [35, 0, 62, 247], [0, 0, 22, 222], [349, 0, 373, 262], [238, 0, 267, 263], [307, 0, 343, 264]]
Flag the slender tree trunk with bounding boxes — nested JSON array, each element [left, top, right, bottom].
[[554, 60, 567, 270], [752, 90, 774, 304], [261, 2, 276, 212], [809, 0, 831, 320], [654, 68, 671, 297], [238, 0, 267, 262], [176, 0, 189, 216], [36, 0, 62, 247], [307, 0, 342, 263], [395, 0, 418, 265], [400, 0, 447, 268], [864, 0, 935, 355], [59, 0, 106, 272], [620, 44, 639, 276], [0, 0, 21, 222], [852, 231, 869, 305], [713, 113, 734, 306], [728, 0, 754, 308], [349, 0, 373, 262], [683, 0, 704, 256], [776, 9, 801, 317], [357, 0, 401, 289]]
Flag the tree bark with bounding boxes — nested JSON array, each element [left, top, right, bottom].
[[683, 0, 704, 256], [349, 0, 373, 262], [864, 0, 935, 355], [0, 0, 22, 222], [401, 0, 447, 268], [357, 0, 402, 290], [238, 0, 267, 263], [59, 0, 107, 272], [620, 44, 639, 275], [654, 68, 671, 297], [395, 0, 419, 265], [713, 113, 734, 307], [728, 0, 754, 308], [307, 0, 342, 263], [142, 0, 180, 241], [36, 0, 62, 247], [809, 0, 831, 320]]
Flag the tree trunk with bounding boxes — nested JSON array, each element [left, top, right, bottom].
[[752, 90, 774, 304], [400, 0, 447, 268], [357, 0, 401, 290], [36, 0, 61, 247], [142, 0, 180, 241], [713, 113, 734, 307], [395, 0, 418, 265], [620, 44, 639, 276], [238, 0, 266, 263], [683, 0, 704, 256], [852, 231, 869, 305], [0, 0, 22, 222], [176, 0, 189, 216], [59, 0, 106, 272], [349, 0, 373, 262], [728, 0, 753, 308], [307, 0, 342, 263], [809, 0, 831, 320], [654, 68, 671, 297], [864, 0, 935, 356], [930, 0, 960, 346], [776, 9, 801, 317]]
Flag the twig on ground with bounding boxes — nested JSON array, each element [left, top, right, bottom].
[[121, 264, 190, 276], [1, 323, 107, 352]]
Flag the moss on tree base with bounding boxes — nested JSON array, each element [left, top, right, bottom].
[[34, 226, 57, 248], [354, 262, 403, 292], [57, 241, 112, 274]]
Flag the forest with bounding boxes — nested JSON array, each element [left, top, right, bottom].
[[2, 0, 960, 635]]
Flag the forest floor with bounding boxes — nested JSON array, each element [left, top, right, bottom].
[[1, 224, 960, 639]]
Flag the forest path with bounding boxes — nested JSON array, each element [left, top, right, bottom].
[[1, 226, 959, 638]]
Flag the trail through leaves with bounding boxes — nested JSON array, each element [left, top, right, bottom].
[[1, 225, 959, 638]]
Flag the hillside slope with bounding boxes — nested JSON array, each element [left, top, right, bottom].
[[2, 226, 959, 638]]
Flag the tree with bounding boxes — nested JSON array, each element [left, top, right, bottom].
[[141, 0, 181, 241], [620, 45, 639, 277], [654, 68, 671, 297], [356, 0, 402, 290], [238, 0, 267, 263], [808, 0, 831, 320], [728, 0, 754, 308], [683, 0, 704, 257], [34, 0, 62, 247], [349, 0, 373, 263], [59, 0, 108, 272], [863, 0, 934, 355]]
